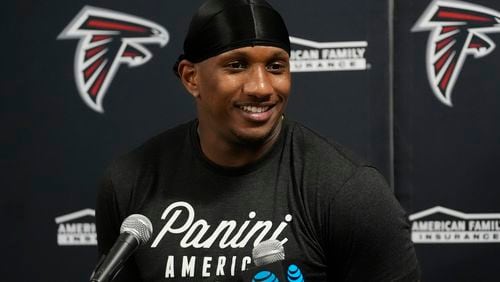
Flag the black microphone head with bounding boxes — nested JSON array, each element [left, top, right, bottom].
[[252, 239, 285, 266], [119, 214, 153, 246]]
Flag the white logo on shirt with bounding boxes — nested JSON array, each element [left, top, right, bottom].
[[151, 201, 292, 248]]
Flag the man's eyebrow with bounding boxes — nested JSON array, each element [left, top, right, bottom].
[[270, 51, 289, 60], [221, 51, 248, 58]]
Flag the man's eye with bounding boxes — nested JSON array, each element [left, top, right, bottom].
[[267, 62, 287, 72], [227, 62, 246, 69]]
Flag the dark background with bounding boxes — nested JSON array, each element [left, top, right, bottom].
[[3, 0, 499, 281], [395, 0, 500, 281]]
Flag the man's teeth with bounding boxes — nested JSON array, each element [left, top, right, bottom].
[[240, 105, 270, 113]]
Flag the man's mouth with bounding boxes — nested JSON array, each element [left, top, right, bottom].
[[239, 105, 271, 113]]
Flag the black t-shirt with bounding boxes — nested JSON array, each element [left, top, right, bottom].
[[96, 119, 420, 281]]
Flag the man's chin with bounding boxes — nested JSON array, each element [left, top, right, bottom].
[[232, 122, 282, 147], [234, 134, 269, 147]]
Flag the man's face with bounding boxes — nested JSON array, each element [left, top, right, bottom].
[[192, 46, 291, 145]]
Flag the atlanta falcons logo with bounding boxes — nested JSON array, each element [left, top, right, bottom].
[[58, 6, 169, 113], [412, 0, 500, 106]]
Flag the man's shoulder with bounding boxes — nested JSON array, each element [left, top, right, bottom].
[[286, 120, 367, 168], [284, 120, 383, 192], [107, 120, 194, 176]]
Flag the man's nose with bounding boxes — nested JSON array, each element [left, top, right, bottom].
[[243, 65, 273, 98]]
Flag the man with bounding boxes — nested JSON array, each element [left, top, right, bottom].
[[96, 0, 420, 281]]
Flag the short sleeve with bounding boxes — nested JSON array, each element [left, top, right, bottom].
[[328, 166, 420, 281], [95, 164, 142, 282]]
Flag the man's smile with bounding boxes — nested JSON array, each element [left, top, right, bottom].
[[239, 105, 271, 113], [235, 102, 278, 122]]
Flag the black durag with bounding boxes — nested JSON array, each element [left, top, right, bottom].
[[174, 0, 290, 76]]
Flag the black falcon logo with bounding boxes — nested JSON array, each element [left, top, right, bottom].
[[412, 0, 500, 106], [58, 6, 169, 113]]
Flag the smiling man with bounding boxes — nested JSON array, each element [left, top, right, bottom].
[[96, 0, 420, 281], [178, 45, 290, 167]]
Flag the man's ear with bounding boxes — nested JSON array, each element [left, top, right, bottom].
[[178, 60, 199, 98]]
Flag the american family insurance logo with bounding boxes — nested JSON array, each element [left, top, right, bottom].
[[55, 209, 97, 246], [412, 0, 500, 107], [409, 206, 500, 243], [58, 6, 169, 113], [289, 36, 368, 72]]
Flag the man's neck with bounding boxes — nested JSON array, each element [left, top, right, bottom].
[[197, 122, 282, 167]]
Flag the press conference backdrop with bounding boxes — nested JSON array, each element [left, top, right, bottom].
[[395, 0, 500, 281], [3, 0, 499, 281]]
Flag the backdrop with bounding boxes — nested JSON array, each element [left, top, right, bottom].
[[3, 0, 499, 281], [395, 0, 500, 281]]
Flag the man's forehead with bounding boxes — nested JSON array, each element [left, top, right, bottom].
[[210, 46, 290, 60]]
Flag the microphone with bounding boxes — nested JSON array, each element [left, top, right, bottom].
[[252, 239, 285, 266], [239, 239, 305, 281], [90, 214, 153, 282]]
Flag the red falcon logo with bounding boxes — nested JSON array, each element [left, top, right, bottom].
[[412, 0, 500, 106], [58, 6, 169, 113]]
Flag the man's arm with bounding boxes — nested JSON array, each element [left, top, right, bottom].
[[327, 166, 420, 281], [95, 166, 142, 282]]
